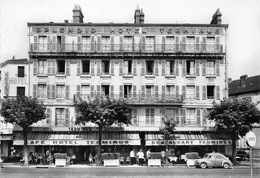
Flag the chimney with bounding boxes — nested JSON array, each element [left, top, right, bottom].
[[240, 74, 248, 86], [73, 4, 84, 23], [134, 5, 144, 24], [210, 8, 222, 24]]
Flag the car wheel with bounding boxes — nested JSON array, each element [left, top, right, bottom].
[[200, 162, 207, 169], [244, 157, 249, 161], [223, 163, 230, 169]]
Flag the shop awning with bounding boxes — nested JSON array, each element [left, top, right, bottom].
[[13, 132, 140, 146], [145, 133, 232, 146]]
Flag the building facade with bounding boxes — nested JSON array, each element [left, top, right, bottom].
[[9, 6, 230, 162]]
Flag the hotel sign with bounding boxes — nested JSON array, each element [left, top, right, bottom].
[[146, 140, 232, 146], [8, 78, 28, 85], [13, 139, 140, 146]]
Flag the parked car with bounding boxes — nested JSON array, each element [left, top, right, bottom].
[[236, 150, 250, 161], [194, 152, 232, 169]]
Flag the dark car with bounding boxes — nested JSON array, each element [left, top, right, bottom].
[[236, 150, 250, 161]]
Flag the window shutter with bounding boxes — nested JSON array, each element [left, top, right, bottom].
[[202, 86, 206, 100], [133, 60, 137, 76], [47, 59, 51, 75], [181, 108, 186, 126], [111, 35, 114, 51], [216, 60, 220, 76], [33, 60, 38, 75], [52, 36, 57, 51], [145, 109, 150, 125], [97, 60, 101, 76], [202, 60, 206, 76], [66, 60, 70, 75], [61, 35, 65, 51], [77, 36, 82, 51], [90, 36, 95, 51], [65, 85, 70, 99], [155, 60, 159, 76], [162, 85, 165, 99], [141, 85, 145, 98], [76, 85, 81, 97], [175, 60, 179, 76], [151, 109, 155, 125], [52, 85, 56, 99], [47, 85, 51, 99], [97, 35, 101, 51], [181, 36, 186, 52], [141, 60, 145, 75], [133, 85, 137, 98], [90, 85, 94, 97], [182, 60, 186, 76], [161, 60, 166, 76], [166, 61, 170, 75], [161, 36, 166, 51], [176, 108, 180, 126], [202, 37, 206, 51], [110, 85, 114, 98], [182, 85, 186, 99], [33, 84, 37, 98], [195, 60, 200, 76], [46, 108, 51, 126], [160, 108, 165, 124], [202, 108, 207, 126], [155, 85, 159, 98], [119, 60, 123, 75], [77, 60, 81, 76], [33, 36, 38, 51], [141, 36, 146, 51], [47, 36, 51, 51], [196, 86, 200, 100], [90, 60, 95, 76], [97, 85, 100, 96], [196, 36, 200, 51], [65, 108, 70, 126], [216, 36, 220, 52], [176, 85, 179, 98], [197, 109, 201, 126], [110, 60, 114, 76], [52, 59, 56, 74], [119, 85, 123, 98], [133, 108, 138, 125], [216, 86, 220, 100], [176, 36, 179, 51], [119, 35, 123, 51]]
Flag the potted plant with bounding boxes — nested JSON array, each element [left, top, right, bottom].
[[101, 153, 120, 167], [185, 152, 201, 167], [54, 153, 67, 167], [148, 152, 162, 167]]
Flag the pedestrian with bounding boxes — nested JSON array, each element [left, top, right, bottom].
[[161, 150, 166, 165], [130, 149, 135, 165], [89, 153, 94, 164], [146, 148, 151, 164], [137, 149, 145, 166]]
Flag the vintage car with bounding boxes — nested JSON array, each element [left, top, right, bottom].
[[194, 152, 232, 169], [236, 150, 250, 161]]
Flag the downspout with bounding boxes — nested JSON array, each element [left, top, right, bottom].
[[224, 27, 228, 99], [28, 26, 31, 97]]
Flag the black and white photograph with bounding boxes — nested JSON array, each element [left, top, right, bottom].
[[0, 0, 260, 177]]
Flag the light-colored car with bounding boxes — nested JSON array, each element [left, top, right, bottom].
[[194, 152, 232, 169]]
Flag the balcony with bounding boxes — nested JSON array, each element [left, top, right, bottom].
[[29, 43, 224, 54], [74, 94, 183, 105]]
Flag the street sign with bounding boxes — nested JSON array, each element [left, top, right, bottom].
[[245, 131, 256, 147]]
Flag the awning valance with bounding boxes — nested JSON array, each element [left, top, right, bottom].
[[13, 132, 140, 146], [146, 133, 232, 146]]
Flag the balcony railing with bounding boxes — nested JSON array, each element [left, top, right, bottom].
[[30, 43, 224, 54], [74, 94, 183, 105]]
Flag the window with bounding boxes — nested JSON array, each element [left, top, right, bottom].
[[124, 60, 132, 74], [132, 108, 138, 126], [206, 61, 215, 75], [38, 84, 46, 98], [146, 60, 154, 74], [186, 36, 195, 52], [146, 36, 155, 51], [166, 61, 175, 75], [187, 60, 195, 75], [102, 36, 110, 51], [207, 86, 215, 99], [146, 108, 155, 125], [166, 85, 175, 99], [124, 36, 133, 51], [82, 36, 91, 51], [124, 85, 132, 98], [38, 60, 47, 74], [101, 60, 110, 74], [146, 85, 154, 98], [56, 108, 65, 126], [186, 85, 195, 99], [186, 108, 196, 125], [207, 37, 215, 52], [57, 60, 65, 74], [166, 36, 175, 51], [18, 66, 25, 77], [82, 60, 90, 74], [17, 87, 25, 96], [166, 108, 175, 122], [38, 36, 47, 51], [56, 85, 65, 98], [101, 85, 109, 96]]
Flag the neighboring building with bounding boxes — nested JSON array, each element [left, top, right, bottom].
[[11, 6, 230, 161], [229, 75, 260, 156], [0, 59, 29, 159]]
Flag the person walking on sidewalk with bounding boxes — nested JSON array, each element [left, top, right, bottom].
[[130, 149, 135, 165], [137, 149, 145, 166]]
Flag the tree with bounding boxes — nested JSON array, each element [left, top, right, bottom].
[[159, 119, 176, 150], [75, 96, 132, 165], [208, 98, 260, 164], [0, 96, 46, 166]]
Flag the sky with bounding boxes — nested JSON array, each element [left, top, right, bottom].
[[0, 0, 260, 80]]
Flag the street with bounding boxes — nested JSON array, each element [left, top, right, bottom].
[[0, 167, 260, 178]]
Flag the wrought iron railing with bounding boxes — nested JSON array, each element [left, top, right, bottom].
[[30, 43, 224, 54]]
